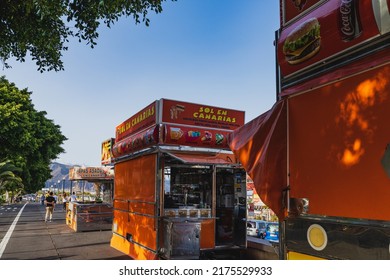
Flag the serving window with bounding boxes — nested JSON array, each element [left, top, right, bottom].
[[161, 154, 247, 249], [163, 166, 213, 218]]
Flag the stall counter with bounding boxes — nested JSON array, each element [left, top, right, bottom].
[[66, 201, 113, 232]]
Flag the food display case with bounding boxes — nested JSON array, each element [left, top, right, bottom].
[[66, 202, 113, 232]]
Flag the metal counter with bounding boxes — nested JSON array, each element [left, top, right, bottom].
[[159, 217, 201, 259]]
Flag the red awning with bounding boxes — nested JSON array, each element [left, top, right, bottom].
[[165, 152, 237, 165], [227, 99, 288, 219]]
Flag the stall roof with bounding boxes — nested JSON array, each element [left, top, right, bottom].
[[164, 151, 238, 165]]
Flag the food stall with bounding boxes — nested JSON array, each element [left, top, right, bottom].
[[67, 166, 114, 232], [110, 98, 247, 260]]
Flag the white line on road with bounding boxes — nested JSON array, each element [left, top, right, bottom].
[[0, 203, 27, 258]]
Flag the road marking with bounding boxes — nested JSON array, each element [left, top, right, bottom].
[[0, 203, 27, 258]]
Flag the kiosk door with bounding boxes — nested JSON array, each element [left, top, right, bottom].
[[215, 168, 247, 247]]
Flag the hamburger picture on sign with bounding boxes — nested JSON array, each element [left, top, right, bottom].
[[282, 17, 321, 65]]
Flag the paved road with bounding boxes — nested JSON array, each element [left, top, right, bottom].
[[0, 202, 132, 260], [0, 202, 279, 261]]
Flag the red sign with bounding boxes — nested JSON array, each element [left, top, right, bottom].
[[278, 0, 380, 78], [112, 125, 159, 158], [281, 0, 325, 26], [160, 99, 245, 131], [115, 101, 157, 141], [281, 46, 390, 96], [163, 124, 230, 149], [112, 99, 246, 159], [69, 166, 114, 180]]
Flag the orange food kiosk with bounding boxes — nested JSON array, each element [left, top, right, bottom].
[[110, 98, 247, 259]]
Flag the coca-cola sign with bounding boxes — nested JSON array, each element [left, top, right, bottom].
[[339, 0, 362, 41]]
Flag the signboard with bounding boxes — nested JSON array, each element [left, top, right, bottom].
[[280, 45, 390, 96], [278, 0, 381, 78], [163, 124, 230, 149], [281, 0, 325, 26], [69, 166, 114, 180], [115, 101, 157, 141], [101, 138, 115, 165], [112, 125, 159, 158], [160, 99, 245, 131], [112, 99, 245, 159]]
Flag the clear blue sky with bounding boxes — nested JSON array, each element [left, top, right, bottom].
[[2, 1, 280, 166]]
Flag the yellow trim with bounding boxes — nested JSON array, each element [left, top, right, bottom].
[[110, 233, 130, 256], [307, 224, 327, 251], [287, 251, 325, 260], [110, 233, 158, 260]]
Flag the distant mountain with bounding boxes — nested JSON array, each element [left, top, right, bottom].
[[49, 162, 72, 181], [45, 162, 94, 193]]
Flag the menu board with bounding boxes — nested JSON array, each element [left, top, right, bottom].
[[112, 125, 159, 158], [163, 124, 230, 149]]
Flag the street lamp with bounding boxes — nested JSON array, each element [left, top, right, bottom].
[[62, 177, 65, 194]]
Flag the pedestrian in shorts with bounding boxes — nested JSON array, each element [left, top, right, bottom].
[[45, 191, 56, 222]]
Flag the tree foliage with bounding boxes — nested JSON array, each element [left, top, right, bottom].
[[0, 160, 23, 191], [0, 76, 67, 193], [0, 0, 174, 72]]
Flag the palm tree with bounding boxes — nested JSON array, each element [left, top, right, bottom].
[[0, 160, 24, 202]]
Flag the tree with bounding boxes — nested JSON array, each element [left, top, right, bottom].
[[0, 160, 23, 191], [0, 76, 67, 193], [0, 0, 174, 72], [0, 160, 24, 203]]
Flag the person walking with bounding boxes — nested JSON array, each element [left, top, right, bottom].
[[62, 192, 68, 211], [69, 192, 77, 202], [45, 191, 56, 222], [53, 193, 58, 204], [40, 194, 45, 206]]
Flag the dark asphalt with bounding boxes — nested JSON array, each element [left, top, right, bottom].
[[0, 202, 132, 260], [0, 202, 278, 261]]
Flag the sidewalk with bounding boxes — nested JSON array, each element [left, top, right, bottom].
[[0, 202, 132, 260]]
